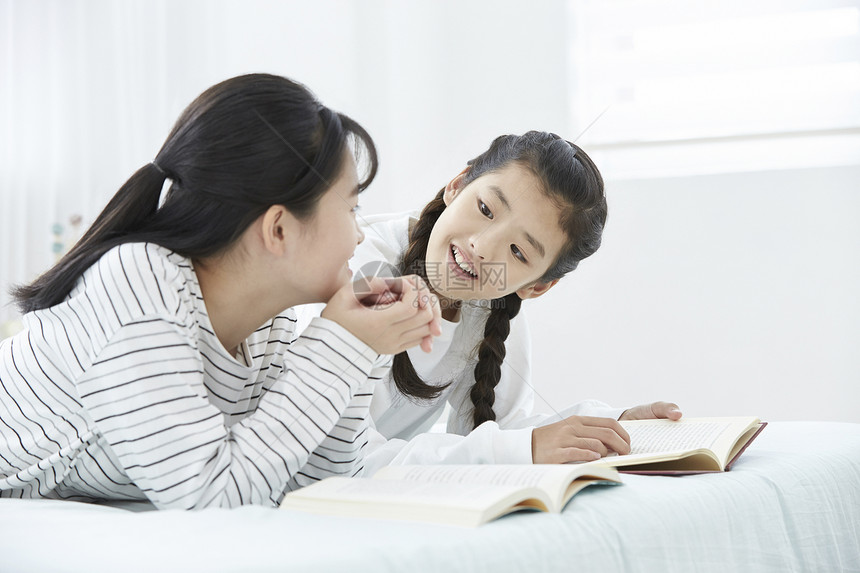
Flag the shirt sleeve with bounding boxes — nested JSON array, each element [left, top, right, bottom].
[[283, 354, 392, 490], [75, 314, 378, 509], [362, 417, 534, 476]]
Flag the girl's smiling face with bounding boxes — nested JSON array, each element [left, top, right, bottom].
[[425, 162, 567, 305]]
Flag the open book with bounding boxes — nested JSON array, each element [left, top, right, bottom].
[[280, 463, 621, 527], [594, 416, 766, 475]]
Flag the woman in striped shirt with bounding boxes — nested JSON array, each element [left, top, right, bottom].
[[0, 73, 441, 509]]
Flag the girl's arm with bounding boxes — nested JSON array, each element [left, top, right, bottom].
[[362, 415, 535, 477], [77, 313, 378, 509], [282, 356, 392, 489]]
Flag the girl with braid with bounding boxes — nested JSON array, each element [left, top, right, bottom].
[[351, 131, 681, 475]]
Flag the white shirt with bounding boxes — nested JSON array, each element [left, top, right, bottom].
[[351, 212, 625, 476], [0, 243, 383, 508]]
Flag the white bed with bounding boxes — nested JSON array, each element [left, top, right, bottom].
[[2, 421, 859, 573]]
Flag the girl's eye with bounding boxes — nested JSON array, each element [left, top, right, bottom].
[[511, 244, 527, 263], [478, 200, 493, 220]]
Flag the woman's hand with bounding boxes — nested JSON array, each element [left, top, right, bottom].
[[322, 274, 442, 355], [532, 416, 631, 463], [618, 401, 683, 421]]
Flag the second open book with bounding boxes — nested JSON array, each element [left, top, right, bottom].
[[281, 463, 620, 527], [604, 415, 766, 474], [280, 416, 765, 527]]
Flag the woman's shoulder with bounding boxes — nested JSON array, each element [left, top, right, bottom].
[[82, 242, 196, 320], [92, 242, 188, 283]]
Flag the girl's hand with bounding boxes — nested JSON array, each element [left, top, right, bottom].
[[322, 274, 442, 355], [618, 401, 683, 421], [353, 275, 442, 353], [532, 416, 631, 463]]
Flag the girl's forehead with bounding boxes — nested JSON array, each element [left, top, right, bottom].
[[472, 162, 540, 187], [469, 166, 558, 215]]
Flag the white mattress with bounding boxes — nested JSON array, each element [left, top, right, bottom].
[[2, 421, 859, 573]]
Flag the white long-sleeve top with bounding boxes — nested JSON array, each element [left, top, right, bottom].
[[351, 212, 625, 476], [0, 242, 382, 509]]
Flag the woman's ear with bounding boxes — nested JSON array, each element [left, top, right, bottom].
[[259, 204, 299, 257], [443, 167, 471, 206], [515, 279, 559, 300]]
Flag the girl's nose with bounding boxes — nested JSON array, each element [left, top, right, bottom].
[[469, 235, 488, 260], [356, 221, 365, 245]]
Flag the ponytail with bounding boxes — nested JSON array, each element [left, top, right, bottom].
[[12, 163, 166, 313]]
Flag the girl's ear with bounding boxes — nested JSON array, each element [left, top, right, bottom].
[[259, 204, 299, 257], [516, 279, 559, 300], [443, 167, 471, 206]]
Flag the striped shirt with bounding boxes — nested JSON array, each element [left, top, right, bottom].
[[0, 243, 382, 509]]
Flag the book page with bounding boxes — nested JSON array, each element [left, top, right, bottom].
[[281, 477, 535, 510], [336, 478, 480, 500], [374, 464, 619, 511], [624, 420, 730, 454], [387, 465, 552, 487], [608, 417, 760, 468], [280, 476, 551, 527]]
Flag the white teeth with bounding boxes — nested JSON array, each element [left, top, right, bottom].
[[452, 246, 476, 277]]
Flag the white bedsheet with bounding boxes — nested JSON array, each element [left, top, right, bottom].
[[2, 421, 859, 573]]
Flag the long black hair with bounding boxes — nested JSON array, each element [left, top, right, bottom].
[[393, 131, 606, 428], [12, 73, 378, 313]]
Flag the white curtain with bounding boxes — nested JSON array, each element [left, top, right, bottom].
[[1, 0, 174, 325]]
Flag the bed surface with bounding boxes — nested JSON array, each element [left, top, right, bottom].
[[2, 421, 859, 573]]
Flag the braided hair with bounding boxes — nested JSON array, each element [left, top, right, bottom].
[[392, 131, 607, 428], [391, 190, 450, 400]]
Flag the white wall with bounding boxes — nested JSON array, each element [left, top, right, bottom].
[[350, 0, 576, 216], [2, 0, 858, 421], [527, 165, 860, 422]]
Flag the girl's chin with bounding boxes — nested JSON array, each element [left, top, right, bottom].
[[431, 280, 512, 303], [425, 275, 450, 298], [316, 272, 352, 303], [338, 265, 353, 283], [427, 281, 472, 303]]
